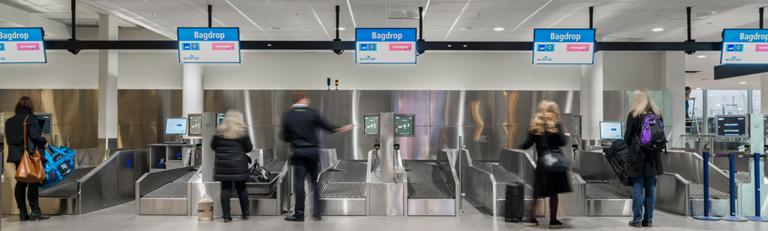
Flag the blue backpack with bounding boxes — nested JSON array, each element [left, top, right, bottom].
[[41, 146, 77, 189]]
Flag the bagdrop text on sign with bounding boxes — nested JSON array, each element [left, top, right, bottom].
[[372, 32, 403, 41], [193, 31, 226, 40], [0, 32, 30, 41], [550, 32, 581, 42], [739, 32, 768, 42]]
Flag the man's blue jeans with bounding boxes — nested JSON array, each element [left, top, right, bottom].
[[631, 176, 656, 222]]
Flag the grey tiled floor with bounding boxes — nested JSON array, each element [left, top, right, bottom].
[[1, 199, 764, 231]]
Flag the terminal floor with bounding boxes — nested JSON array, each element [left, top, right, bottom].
[[1, 199, 764, 231]]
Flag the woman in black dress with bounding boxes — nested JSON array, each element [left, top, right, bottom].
[[520, 100, 571, 229]]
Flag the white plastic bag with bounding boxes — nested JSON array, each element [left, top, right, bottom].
[[197, 192, 214, 221]]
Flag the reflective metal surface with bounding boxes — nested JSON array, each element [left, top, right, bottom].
[[656, 173, 691, 216], [76, 150, 149, 214]]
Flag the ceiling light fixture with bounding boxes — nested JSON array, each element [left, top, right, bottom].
[[696, 87, 701, 90], [652, 28, 664, 32], [494, 28, 504, 31], [461, 27, 473, 31], [444, 0, 472, 40], [740, 82, 747, 84], [512, 0, 552, 31], [697, 55, 706, 58], [346, 0, 357, 28], [225, 0, 266, 33], [337, 28, 346, 31]]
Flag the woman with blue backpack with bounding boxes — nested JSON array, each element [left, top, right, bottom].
[[624, 89, 666, 228]]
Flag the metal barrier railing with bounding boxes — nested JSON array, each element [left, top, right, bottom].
[[695, 152, 768, 222]]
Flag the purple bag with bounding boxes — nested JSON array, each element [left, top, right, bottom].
[[638, 114, 667, 151]]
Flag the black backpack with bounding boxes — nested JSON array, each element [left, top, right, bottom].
[[247, 161, 271, 182]]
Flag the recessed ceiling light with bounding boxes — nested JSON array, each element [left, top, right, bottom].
[[697, 55, 706, 58], [271, 27, 281, 30], [461, 27, 473, 31], [696, 87, 701, 90], [652, 28, 664, 32], [336, 27, 345, 31], [740, 82, 747, 84], [494, 27, 504, 31]]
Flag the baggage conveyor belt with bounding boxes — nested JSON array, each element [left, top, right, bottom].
[[404, 160, 454, 199], [316, 160, 368, 215], [143, 171, 197, 199], [39, 181, 78, 199]]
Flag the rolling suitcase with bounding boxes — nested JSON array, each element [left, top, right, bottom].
[[605, 140, 632, 186], [504, 182, 525, 223]]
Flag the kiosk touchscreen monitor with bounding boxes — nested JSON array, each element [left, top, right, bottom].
[[715, 115, 749, 138], [165, 118, 188, 135], [364, 115, 379, 136], [188, 114, 202, 136], [599, 121, 623, 140], [34, 113, 52, 136], [394, 114, 415, 136]]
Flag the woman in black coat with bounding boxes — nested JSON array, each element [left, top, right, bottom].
[[519, 100, 571, 229], [4, 96, 50, 221], [623, 89, 664, 228], [211, 109, 253, 222]]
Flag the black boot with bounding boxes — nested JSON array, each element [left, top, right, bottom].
[[29, 208, 50, 221], [18, 209, 30, 221]]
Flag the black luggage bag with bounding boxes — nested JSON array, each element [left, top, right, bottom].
[[605, 140, 632, 186], [504, 182, 525, 222]]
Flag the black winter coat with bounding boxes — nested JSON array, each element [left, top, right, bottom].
[[5, 108, 48, 163], [623, 112, 664, 178], [520, 122, 572, 197], [211, 134, 253, 182]]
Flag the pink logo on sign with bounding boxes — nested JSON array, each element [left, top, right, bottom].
[[389, 43, 412, 51], [212, 43, 235, 50], [566, 44, 590, 52], [756, 44, 768, 52], [17, 43, 40, 51]]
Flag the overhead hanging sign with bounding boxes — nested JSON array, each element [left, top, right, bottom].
[[0, 28, 47, 64], [532, 29, 595, 65], [177, 28, 240, 63], [720, 29, 768, 64], [356, 28, 417, 64]]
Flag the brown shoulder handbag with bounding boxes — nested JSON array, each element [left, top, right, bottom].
[[15, 115, 46, 183]]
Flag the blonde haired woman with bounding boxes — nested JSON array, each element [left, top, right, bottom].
[[211, 109, 253, 222], [519, 100, 571, 229], [624, 89, 664, 228]]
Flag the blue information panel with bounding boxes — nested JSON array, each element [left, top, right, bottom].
[[0, 28, 46, 63], [720, 29, 768, 64], [177, 28, 240, 63], [533, 29, 595, 65], [356, 28, 417, 64]]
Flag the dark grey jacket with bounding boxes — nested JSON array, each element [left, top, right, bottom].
[[4, 108, 47, 163], [211, 134, 253, 182], [624, 112, 664, 178]]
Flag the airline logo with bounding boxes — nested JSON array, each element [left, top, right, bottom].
[[359, 43, 377, 51], [182, 55, 200, 61], [538, 44, 554, 52], [536, 56, 553, 62], [212, 43, 235, 50], [16, 43, 40, 51], [726, 44, 743, 52], [389, 43, 412, 51], [756, 44, 768, 52], [724, 56, 742, 62], [182, 43, 199, 50], [567, 44, 590, 52], [359, 55, 376, 61], [0, 43, 4, 51]]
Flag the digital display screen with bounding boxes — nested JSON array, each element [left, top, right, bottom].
[[177, 28, 240, 63], [715, 115, 748, 138], [721, 29, 768, 64], [599, 121, 622, 140], [364, 115, 379, 136], [356, 28, 417, 64], [394, 115, 414, 136], [188, 115, 202, 136], [217, 113, 225, 126], [532, 29, 595, 65], [165, 118, 188, 135], [0, 28, 47, 64], [34, 113, 51, 135]]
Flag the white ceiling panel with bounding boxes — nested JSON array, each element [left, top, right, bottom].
[[149, 2, 202, 11], [424, 11, 462, 19], [387, 20, 419, 27], [111, 2, 162, 11], [428, 2, 470, 12], [349, 1, 388, 11], [464, 2, 508, 11]]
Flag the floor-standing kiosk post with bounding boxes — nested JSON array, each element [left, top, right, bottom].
[[365, 112, 410, 216]]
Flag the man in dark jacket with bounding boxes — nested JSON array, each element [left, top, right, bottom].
[[281, 91, 352, 221], [5, 96, 50, 221]]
